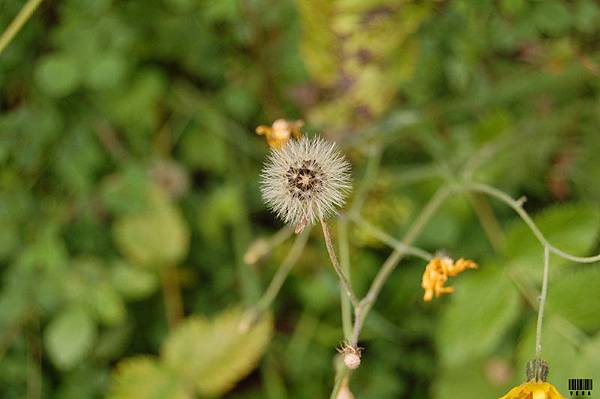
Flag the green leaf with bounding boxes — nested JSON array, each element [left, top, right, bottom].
[[113, 187, 190, 269], [108, 357, 188, 399], [433, 358, 512, 399], [575, 333, 600, 383], [547, 267, 600, 332], [35, 53, 81, 97], [505, 203, 600, 279], [93, 285, 126, 326], [111, 261, 158, 300], [533, 0, 572, 36], [45, 307, 96, 370], [436, 267, 520, 367], [85, 52, 128, 90], [163, 308, 273, 396]]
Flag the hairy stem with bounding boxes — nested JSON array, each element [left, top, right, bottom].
[[330, 363, 349, 399], [535, 245, 550, 358], [320, 217, 359, 307], [240, 228, 311, 331], [465, 182, 600, 263], [338, 218, 353, 341], [351, 185, 451, 345], [0, 0, 44, 56], [349, 214, 433, 261]]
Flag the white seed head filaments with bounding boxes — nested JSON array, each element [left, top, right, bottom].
[[260, 136, 352, 232]]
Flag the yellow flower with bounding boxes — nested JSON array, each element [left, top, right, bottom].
[[421, 256, 477, 301], [256, 119, 304, 149], [499, 381, 565, 399]]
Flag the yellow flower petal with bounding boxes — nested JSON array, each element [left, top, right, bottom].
[[498, 381, 566, 399]]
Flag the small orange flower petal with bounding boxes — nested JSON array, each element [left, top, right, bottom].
[[256, 119, 304, 149], [421, 256, 477, 301]]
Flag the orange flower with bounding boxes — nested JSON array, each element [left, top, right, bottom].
[[499, 381, 565, 399], [256, 119, 304, 149], [421, 256, 477, 301]]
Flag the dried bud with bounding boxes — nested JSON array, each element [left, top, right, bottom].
[[343, 352, 361, 370], [243, 238, 270, 265], [337, 343, 363, 370]]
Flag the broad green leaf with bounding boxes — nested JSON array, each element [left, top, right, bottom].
[[163, 308, 273, 396], [113, 187, 189, 269], [433, 358, 512, 399], [575, 333, 600, 383], [505, 203, 600, 278], [45, 307, 96, 370], [84, 52, 128, 90], [110, 261, 158, 300], [101, 166, 151, 216], [35, 53, 81, 97], [108, 357, 188, 399], [93, 285, 126, 326], [436, 267, 520, 367], [533, 0, 572, 36], [547, 267, 600, 332]]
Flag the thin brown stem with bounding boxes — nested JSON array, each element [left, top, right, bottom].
[[161, 266, 184, 329]]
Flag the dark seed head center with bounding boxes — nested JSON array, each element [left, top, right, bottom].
[[286, 160, 324, 198]]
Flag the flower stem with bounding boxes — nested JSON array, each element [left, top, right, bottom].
[[465, 182, 600, 263], [338, 218, 353, 341], [0, 0, 44, 56], [351, 185, 451, 345], [320, 217, 359, 307], [349, 213, 433, 261], [535, 245, 550, 358], [240, 228, 310, 331]]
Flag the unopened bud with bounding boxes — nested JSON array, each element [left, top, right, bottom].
[[243, 239, 270, 265]]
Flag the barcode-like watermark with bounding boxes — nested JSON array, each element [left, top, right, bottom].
[[569, 378, 593, 396]]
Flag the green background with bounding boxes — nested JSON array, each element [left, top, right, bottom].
[[1, 0, 600, 398]]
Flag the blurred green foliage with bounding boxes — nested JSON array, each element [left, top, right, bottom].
[[2, 0, 600, 398]]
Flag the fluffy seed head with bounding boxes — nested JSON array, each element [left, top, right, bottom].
[[260, 136, 351, 231]]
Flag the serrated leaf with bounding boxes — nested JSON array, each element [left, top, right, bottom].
[[163, 308, 273, 396], [113, 187, 189, 269], [505, 203, 600, 278], [436, 267, 520, 367], [108, 357, 188, 399], [547, 267, 600, 332], [45, 307, 96, 370]]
